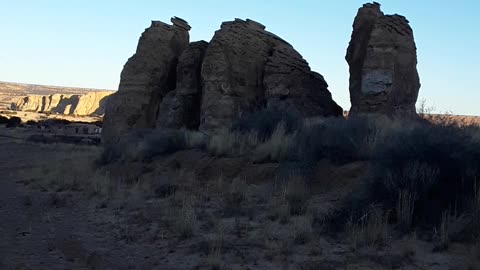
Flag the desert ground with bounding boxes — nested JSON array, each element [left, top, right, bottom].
[[1, 117, 479, 270]]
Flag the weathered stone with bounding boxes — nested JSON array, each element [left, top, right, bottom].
[[12, 92, 111, 116], [346, 2, 420, 116], [264, 43, 343, 117], [157, 41, 208, 129], [200, 19, 342, 132], [102, 18, 190, 146]]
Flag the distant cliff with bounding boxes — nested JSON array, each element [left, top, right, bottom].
[[11, 91, 112, 116], [0, 81, 114, 112]]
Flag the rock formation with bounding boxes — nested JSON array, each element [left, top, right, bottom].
[[102, 17, 191, 145], [200, 19, 342, 131], [12, 91, 111, 116], [346, 2, 420, 116], [103, 17, 343, 145]]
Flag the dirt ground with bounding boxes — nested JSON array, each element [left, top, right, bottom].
[[0, 126, 477, 270]]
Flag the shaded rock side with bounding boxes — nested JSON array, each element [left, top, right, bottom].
[[264, 43, 343, 117], [12, 91, 112, 116], [346, 2, 420, 116], [200, 19, 342, 132], [102, 18, 190, 146], [156, 41, 209, 129]]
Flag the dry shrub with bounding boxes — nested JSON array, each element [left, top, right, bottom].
[[253, 122, 296, 162], [177, 201, 196, 239], [292, 215, 313, 245], [207, 129, 258, 156], [346, 206, 389, 251]]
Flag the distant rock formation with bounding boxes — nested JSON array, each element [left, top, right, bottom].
[[103, 17, 342, 145], [11, 91, 111, 116], [346, 2, 420, 116]]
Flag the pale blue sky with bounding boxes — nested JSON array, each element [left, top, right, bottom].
[[0, 1, 478, 115]]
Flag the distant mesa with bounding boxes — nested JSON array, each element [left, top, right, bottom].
[[346, 2, 420, 116], [11, 91, 112, 117]]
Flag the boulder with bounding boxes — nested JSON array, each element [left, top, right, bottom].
[[346, 2, 420, 116], [102, 18, 190, 146]]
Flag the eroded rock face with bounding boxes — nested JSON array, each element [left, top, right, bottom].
[[102, 18, 190, 145], [157, 41, 209, 129], [200, 19, 342, 132], [346, 2, 420, 116], [12, 91, 111, 116]]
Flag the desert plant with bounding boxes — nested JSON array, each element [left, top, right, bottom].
[[296, 115, 385, 164], [231, 107, 301, 140], [345, 121, 480, 229], [6, 116, 21, 127], [207, 129, 258, 156], [292, 216, 313, 245], [222, 178, 247, 217], [396, 190, 416, 231], [177, 201, 196, 239], [284, 178, 310, 216], [253, 122, 296, 162], [0, 115, 8, 124], [346, 206, 389, 251]]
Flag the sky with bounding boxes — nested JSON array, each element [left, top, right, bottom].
[[0, 1, 479, 115]]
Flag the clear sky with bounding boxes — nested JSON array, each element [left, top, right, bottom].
[[0, 1, 479, 115]]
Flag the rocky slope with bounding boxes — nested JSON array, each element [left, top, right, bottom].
[[346, 2, 420, 116], [103, 17, 342, 146], [11, 91, 112, 116]]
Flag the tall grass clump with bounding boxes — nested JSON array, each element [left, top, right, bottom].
[[231, 107, 302, 140], [296, 115, 390, 164], [99, 128, 205, 164]]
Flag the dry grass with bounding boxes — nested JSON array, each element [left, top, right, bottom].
[[346, 207, 389, 251], [207, 129, 259, 156], [253, 122, 295, 162], [396, 190, 416, 230]]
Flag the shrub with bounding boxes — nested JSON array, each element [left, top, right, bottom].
[[6, 116, 22, 127], [296, 115, 388, 164], [0, 115, 8, 124], [207, 129, 258, 157], [231, 107, 302, 140], [26, 120, 38, 126], [344, 121, 480, 231], [253, 122, 296, 162], [99, 128, 200, 164]]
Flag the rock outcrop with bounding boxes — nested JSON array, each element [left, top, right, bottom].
[[200, 19, 342, 131], [12, 91, 111, 116], [346, 2, 420, 116], [102, 17, 190, 145], [103, 17, 343, 145]]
